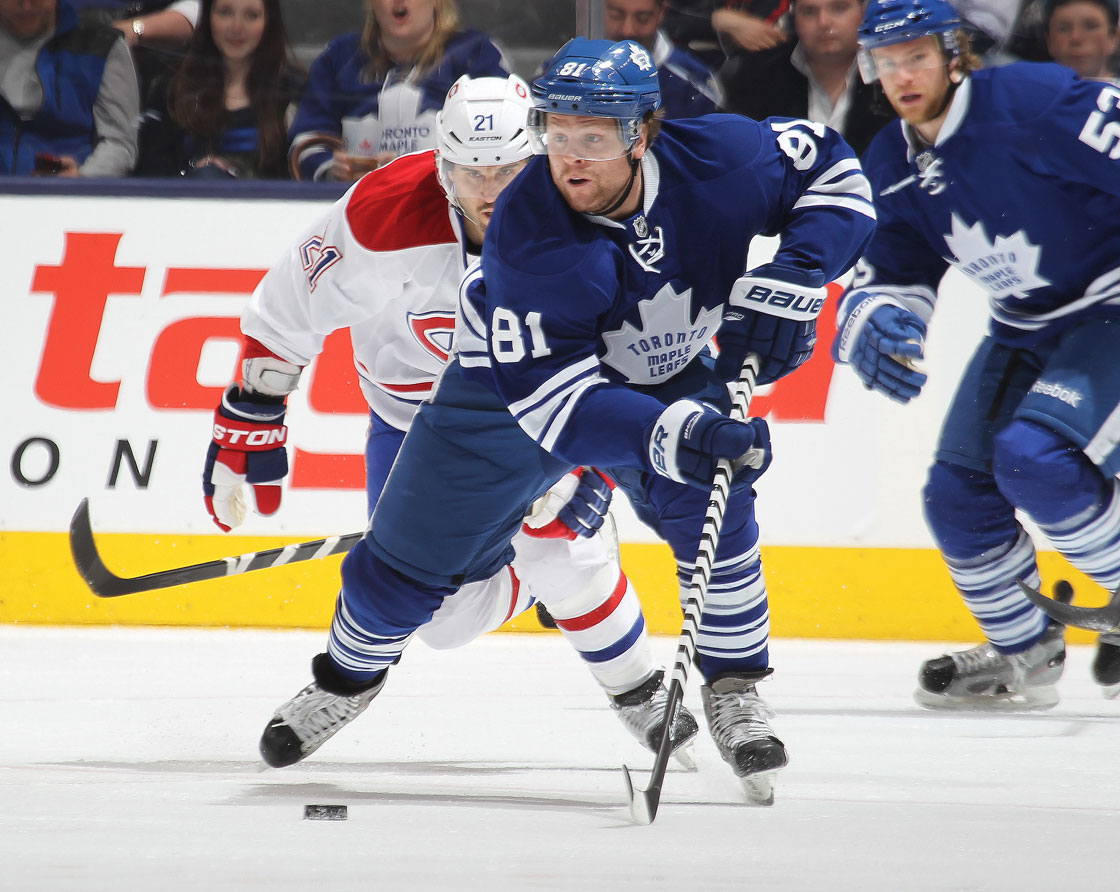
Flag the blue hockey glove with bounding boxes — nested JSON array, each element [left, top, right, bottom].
[[203, 385, 289, 532], [832, 299, 928, 404], [523, 468, 614, 540], [647, 400, 772, 492], [715, 264, 828, 386]]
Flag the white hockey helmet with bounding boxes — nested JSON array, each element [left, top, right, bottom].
[[435, 74, 533, 206]]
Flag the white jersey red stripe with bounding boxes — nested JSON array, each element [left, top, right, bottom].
[[242, 150, 473, 432]]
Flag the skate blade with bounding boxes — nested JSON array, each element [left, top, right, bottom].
[[740, 770, 778, 807], [912, 685, 1059, 712], [1098, 682, 1120, 700], [672, 742, 698, 772]]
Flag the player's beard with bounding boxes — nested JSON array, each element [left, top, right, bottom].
[[550, 157, 639, 217], [898, 90, 949, 126], [885, 71, 955, 128]]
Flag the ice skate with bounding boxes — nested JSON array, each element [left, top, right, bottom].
[[701, 672, 788, 806], [915, 622, 1065, 711], [610, 670, 699, 770], [259, 654, 387, 768], [1093, 632, 1120, 699]]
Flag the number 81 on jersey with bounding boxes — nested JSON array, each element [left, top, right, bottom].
[[491, 307, 551, 363]]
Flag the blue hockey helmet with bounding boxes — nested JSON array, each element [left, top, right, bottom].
[[528, 38, 661, 160], [857, 0, 962, 81]]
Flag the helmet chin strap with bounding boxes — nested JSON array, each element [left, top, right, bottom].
[[450, 198, 487, 249], [931, 71, 961, 119], [589, 152, 642, 218]]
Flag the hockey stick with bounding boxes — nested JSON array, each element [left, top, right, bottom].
[[623, 352, 761, 825], [68, 498, 361, 598], [1019, 578, 1120, 632]]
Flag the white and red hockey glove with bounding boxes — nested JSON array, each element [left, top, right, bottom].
[[522, 468, 614, 540], [203, 384, 290, 532]]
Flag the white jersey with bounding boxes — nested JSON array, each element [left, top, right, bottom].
[[242, 150, 472, 431]]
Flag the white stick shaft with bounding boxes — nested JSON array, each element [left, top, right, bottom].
[[669, 353, 759, 690]]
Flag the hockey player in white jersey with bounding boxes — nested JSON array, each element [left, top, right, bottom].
[[200, 74, 699, 768], [260, 39, 876, 803], [833, 0, 1120, 707]]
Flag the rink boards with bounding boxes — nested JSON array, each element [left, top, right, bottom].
[[1, 187, 1105, 642], [0, 529, 1103, 643]]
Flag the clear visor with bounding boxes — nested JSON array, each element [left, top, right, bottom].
[[527, 110, 637, 162], [439, 157, 529, 203], [858, 34, 956, 83]]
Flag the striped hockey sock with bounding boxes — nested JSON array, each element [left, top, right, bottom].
[[943, 528, 1048, 652], [1040, 479, 1120, 591], [678, 543, 770, 678]]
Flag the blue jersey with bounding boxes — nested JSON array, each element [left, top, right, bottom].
[[289, 29, 508, 181], [842, 63, 1120, 348], [457, 114, 875, 473]]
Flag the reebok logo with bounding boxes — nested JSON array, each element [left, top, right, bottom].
[[1031, 379, 1082, 408]]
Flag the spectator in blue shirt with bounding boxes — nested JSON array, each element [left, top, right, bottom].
[[0, 0, 139, 175], [289, 0, 508, 182]]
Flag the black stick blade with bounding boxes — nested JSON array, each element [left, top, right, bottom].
[[1018, 579, 1120, 632], [70, 498, 129, 597], [69, 499, 363, 598], [622, 765, 659, 824], [69, 498, 229, 597], [68, 497, 234, 596]]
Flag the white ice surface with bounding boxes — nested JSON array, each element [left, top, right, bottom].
[[2, 627, 1118, 891]]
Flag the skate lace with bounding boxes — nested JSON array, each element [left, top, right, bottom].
[[614, 683, 672, 738], [278, 684, 365, 741], [706, 688, 776, 748], [951, 637, 1062, 691], [951, 643, 1006, 677]]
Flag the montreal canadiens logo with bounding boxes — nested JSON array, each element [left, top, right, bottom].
[[408, 311, 456, 362]]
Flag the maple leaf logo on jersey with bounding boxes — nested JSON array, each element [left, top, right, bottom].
[[943, 214, 1051, 298], [600, 283, 721, 384]]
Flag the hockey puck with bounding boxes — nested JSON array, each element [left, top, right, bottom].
[[304, 804, 348, 821]]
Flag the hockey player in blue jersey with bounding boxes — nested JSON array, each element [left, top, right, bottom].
[[833, 0, 1120, 707], [241, 75, 702, 770], [265, 37, 875, 800]]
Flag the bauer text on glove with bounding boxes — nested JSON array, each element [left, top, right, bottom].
[[716, 264, 827, 386]]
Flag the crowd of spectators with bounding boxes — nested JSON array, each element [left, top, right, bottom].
[[1, 0, 1115, 180]]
